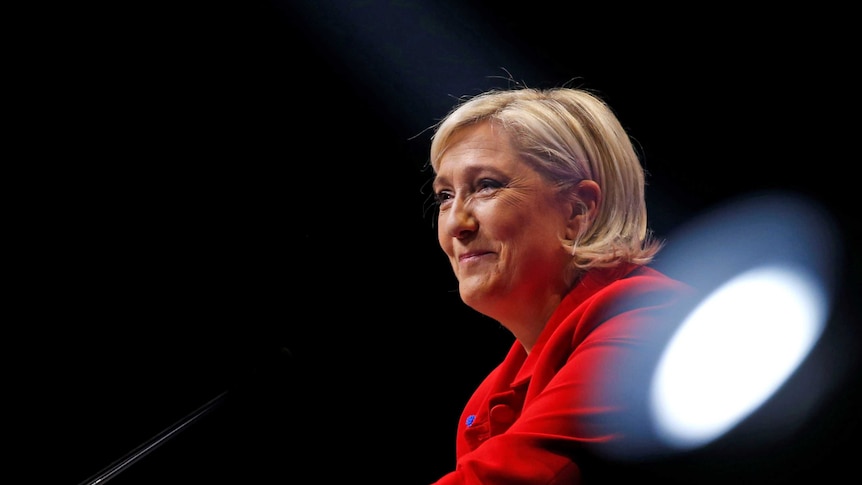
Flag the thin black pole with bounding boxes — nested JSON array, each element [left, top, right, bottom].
[[78, 390, 229, 485]]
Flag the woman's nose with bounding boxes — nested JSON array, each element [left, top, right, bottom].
[[442, 197, 477, 239]]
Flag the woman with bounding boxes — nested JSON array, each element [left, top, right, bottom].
[[427, 86, 694, 484]]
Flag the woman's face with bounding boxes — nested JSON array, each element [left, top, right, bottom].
[[432, 121, 573, 315]]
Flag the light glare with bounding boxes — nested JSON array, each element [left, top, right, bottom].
[[650, 264, 826, 449]]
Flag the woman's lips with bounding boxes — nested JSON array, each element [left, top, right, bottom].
[[459, 251, 494, 264]]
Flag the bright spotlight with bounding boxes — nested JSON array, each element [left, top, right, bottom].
[[650, 263, 828, 449], [594, 190, 842, 464]]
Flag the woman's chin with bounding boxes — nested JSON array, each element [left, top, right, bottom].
[[459, 283, 505, 314]]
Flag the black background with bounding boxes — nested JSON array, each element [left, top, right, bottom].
[[15, 1, 860, 483]]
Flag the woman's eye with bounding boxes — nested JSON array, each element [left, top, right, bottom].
[[434, 191, 453, 205], [477, 178, 504, 192]]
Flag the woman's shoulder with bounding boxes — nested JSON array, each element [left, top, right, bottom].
[[556, 264, 696, 340], [577, 263, 693, 300]]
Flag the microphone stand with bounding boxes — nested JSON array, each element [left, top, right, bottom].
[[77, 345, 294, 485], [78, 389, 229, 485]]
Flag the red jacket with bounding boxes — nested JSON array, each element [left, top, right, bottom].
[[431, 263, 694, 485]]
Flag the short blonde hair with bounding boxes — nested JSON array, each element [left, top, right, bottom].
[[430, 87, 662, 271]]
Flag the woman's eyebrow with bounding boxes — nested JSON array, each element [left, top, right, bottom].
[[431, 175, 447, 191]]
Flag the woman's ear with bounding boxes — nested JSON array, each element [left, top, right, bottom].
[[564, 179, 601, 240]]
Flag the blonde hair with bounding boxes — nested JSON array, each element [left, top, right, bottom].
[[429, 86, 663, 271]]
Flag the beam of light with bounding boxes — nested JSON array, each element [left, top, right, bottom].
[[270, 0, 540, 138]]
